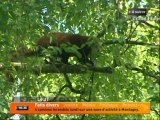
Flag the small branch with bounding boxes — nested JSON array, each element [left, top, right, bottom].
[[128, 40, 159, 46], [49, 85, 71, 102], [140, 21, 159, 30], [97, 28, 106, 38], [151, 109, 160, 116], [88, 70, 95, 102], [125, 64, 159, 80], [126, 22, 140, 41], [63, 73, 83, 94], [49, 74, 84, 102], [103, 39, 159, 47]]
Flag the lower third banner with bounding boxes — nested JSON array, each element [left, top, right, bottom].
[[10, 102, 150, 114]]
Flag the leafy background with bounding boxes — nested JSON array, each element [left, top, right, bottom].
[[0, 0, 159, 119]]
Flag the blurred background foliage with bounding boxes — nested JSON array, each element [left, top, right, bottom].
[[0, 0, 159, 119]]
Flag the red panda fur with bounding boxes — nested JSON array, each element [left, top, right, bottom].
[[12, 32, 93, 64], [37, 32, 90, 47]]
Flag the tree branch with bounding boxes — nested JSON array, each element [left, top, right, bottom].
[[63, 73, 83, 94], [103, 39, 159, 47], [0, 62, 113, 74], [125, 64, 159, 80], [140, 20, 159, 30]]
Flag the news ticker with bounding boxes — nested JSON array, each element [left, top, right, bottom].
[[10, 102, 150, 114], [128, 8, 147, 16]]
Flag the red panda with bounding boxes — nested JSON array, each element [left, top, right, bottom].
[[11, 32, 93, 65]]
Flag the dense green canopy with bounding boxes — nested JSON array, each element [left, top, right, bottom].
[[0, 0, 159, 119]]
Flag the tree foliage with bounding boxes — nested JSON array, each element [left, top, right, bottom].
[[0, 0, 159, 119]]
